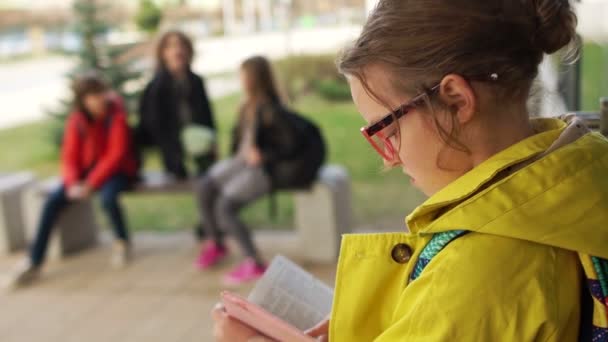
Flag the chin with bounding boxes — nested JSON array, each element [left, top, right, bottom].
[[407, 177, 428, 195]]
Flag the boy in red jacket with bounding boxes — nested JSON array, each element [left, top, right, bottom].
[[12, 72, 138, 287]]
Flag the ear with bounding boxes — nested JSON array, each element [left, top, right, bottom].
[[438, 74, 477, 125]]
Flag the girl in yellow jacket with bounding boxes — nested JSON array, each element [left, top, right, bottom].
[[213, 0, 608, 340]]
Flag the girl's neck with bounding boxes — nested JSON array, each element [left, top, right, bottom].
[[169, 67, 187, 80], [246, 92, 268, 107], [470, 106, 535, 168]]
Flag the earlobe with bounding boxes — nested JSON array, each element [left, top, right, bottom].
[[439, 75, 477, 125]]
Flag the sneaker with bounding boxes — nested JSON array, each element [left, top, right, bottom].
[[222, 258, 266, 286], [111, 240, 132, 269], [7, 261, 41, 289], [196, 241, 228, 270]]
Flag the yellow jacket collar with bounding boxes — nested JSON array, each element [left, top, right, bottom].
[[407, 117, 608, 258], [407, 118, 566, 233]]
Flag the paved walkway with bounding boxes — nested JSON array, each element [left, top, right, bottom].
[[0, 232, 337, 342]]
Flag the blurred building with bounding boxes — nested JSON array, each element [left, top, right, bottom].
[[0, 0, 369, 58], [0, 0, 131, 57], [219, 0, 365, 35]]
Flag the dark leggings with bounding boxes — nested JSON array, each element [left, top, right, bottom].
[[195, 158, 270, 265], [30, 174, 131, 266]]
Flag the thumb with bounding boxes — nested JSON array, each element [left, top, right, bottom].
[[305, 319, 329, 337]]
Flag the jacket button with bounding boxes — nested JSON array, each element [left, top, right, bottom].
[[391, 244, 412, 264]]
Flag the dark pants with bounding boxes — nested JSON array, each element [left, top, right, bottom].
[[30, 174, 131, 267], [196, 158, 271, 265]]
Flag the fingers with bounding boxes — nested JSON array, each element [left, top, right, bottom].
[[305, 319, 329, 337], [212, 303, 228, 341], [212, 302, 226, 321]]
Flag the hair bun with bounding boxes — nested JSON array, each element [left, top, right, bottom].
[[533, 0, 577, 54]]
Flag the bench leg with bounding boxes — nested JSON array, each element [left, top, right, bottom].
[[49, 200, 99, 260], [294, 179, 352, 263], [0, 192, 27, 254], [23, 186, 99, 262], [0, 175, 35, 255]]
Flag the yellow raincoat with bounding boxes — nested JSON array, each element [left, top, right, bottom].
[[329, 118, 608, 341]]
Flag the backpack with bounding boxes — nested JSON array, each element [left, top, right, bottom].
[[277, 108, 326, 190]]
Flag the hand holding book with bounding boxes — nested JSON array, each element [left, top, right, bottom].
[[212, 303, 262, 341], [213, 256, 334, 342], [305, 319, 330, 342], [212, 303, 330, 342]]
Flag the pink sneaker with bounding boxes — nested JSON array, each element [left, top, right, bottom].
[[196, 242, 228, 270], [222, 258, 267, 286]]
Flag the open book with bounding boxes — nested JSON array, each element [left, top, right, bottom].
[[222, 255, 334, 341]]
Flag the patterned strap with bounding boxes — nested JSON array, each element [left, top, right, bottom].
[[409, 230, 468, 282], [586, 256, 608, 341], [592, 257, 608, 304]]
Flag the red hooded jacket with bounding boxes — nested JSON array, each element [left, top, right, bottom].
[[61, 95, 138, 190]]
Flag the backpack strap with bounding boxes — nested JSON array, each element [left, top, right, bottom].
[[579, 255, 608, 342], [409, 230, 469, 282]]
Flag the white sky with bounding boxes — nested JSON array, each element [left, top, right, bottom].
[[576, 0, 608, 40]]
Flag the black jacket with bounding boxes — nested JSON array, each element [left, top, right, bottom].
[[231, 102, 302, 190], [137, 69, 216, 177]]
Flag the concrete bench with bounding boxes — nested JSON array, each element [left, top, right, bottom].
[[252, 165, 352, 264], [292, 165, 352, 263], [20, 173, 196, 261], [132, 167, 353, 263], [132, 172, 195, 194], [21, 165, 352, 263], [0, 172, 36, 255], [22, 178, 100, 261]]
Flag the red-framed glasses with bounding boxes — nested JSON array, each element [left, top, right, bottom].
[[360, 84, 440, 161]]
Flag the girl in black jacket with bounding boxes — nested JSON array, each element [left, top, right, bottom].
[[194, 56, 302, 286], [137, 30, 217, 179]]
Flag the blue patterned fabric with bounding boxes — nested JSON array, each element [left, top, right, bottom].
[[592, 326, 608, 342], [409, 230, 468, 282]]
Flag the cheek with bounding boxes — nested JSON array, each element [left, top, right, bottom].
[[396, 114, 442, 168], [85, 96, 105, 113], [163, 49, 174, 64], [165, 46, 183, 63], [174, 48, 186, 61], [245, 78, 254, 90], [240, 76, 253, 92]]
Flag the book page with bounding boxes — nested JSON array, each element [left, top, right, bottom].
[[248, 255, 333, 331]]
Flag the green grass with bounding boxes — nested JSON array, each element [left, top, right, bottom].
[[581, 42, 608, 111], [0, 93, 425, 233]]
